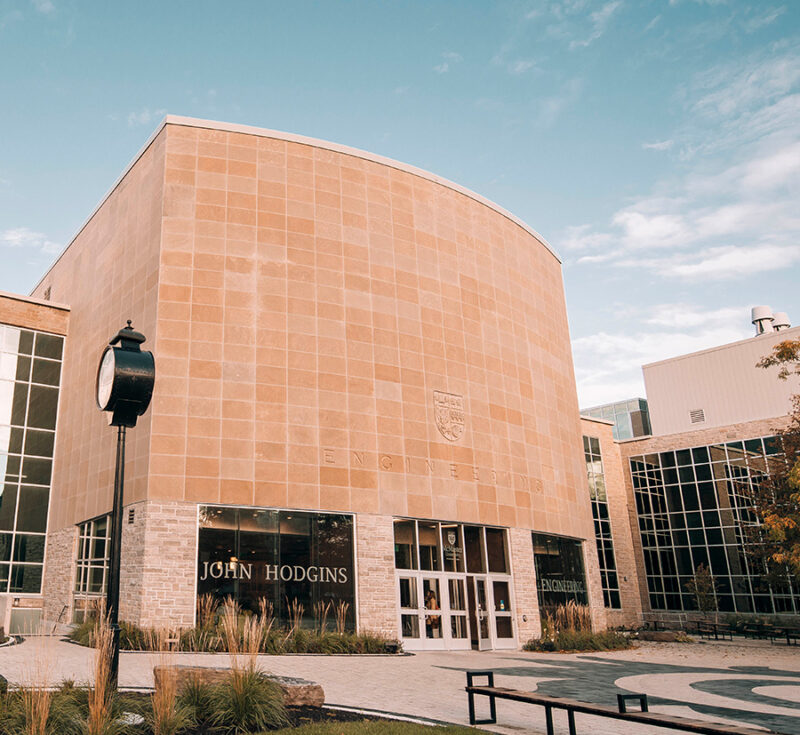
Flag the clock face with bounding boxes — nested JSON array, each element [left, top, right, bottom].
[[96, 348, 116, 409]]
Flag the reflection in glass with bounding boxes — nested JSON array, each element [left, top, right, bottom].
[[393, 519, 417, 569], [495, 617, 513, 638], [401, 614, 420, 638], [448, 578, 466, 610], [493, 580, 510, 611], [418, 522, 440, 571], [486, 528, 507, 573], [464, 526, 485, 573], [399, 578, 418, 609], [451, 615, 468, 638], [441, 524, 464, 572]]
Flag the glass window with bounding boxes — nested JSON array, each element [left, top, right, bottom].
[[393, 519, 417, 570], [399, 578, 417, 609], [197, 506, 356, 630], [440, 524, 464, 572], [485, 528, 508, 573], [464, 525, 485, 573], [418, 522, 440, 571], [532, 533, 588, 608]]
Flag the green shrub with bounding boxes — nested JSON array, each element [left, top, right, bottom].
[[524, 628, 631, 652], [208, 670, 289, 734]]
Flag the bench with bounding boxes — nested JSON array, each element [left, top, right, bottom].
[[465, 671, 778, 735]]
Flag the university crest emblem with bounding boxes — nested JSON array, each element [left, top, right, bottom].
[[433, 390, 464, 442]]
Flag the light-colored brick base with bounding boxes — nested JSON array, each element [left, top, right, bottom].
[[354, 513, 398, 637], [508, 527, 540, 642], [120, 500, 197, 628], [42, 525, 78, 626]]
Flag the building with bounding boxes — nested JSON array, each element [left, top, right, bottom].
[[1, 116, 615, 646], [0, 291, 69, 633], [617, 318, 800, 619], [581, 398, 651, 441]]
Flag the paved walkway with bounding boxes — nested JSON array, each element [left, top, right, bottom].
[[2, 637, 800, 734]]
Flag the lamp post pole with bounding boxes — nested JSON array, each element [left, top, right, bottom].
[[95, 321, 155, 689], [106, 424, 126, 686]]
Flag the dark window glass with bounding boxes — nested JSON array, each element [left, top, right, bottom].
[[18, 331, 33, 355], [15, 357, 31, 382], [21, 457, 51, 486], [441, 524, 464, 572], [5, 456, 20, 481], [464, 526, 485, 573], [13, 534, 45, 563], [16, 486, 48, 533], [676, 449, 692, 466], [0, 485, 17, 531], [31, 359, 60, 387], [27, 386, 58, 430], [197, 506, 355, 630], [679, 466, 695, 483], [0, 532, 12, 561], [418, 521, 440, 571], [692, 447, 709, 464], [659, 452, 676, 467], [486, 528, 507, 573], [33, 334, 63, 360], [8, 428, 23, 454], [532, 533, 588, 608], [695, 464, 712, 481], [10, 383, 28, 426], [393, 519, 417, 570], [10, 564, 41, 593], [24, 430, 54, 458], [744, 439, 762, 455]]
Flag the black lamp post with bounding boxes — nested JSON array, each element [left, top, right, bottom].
[[95, 321, 155, 688]]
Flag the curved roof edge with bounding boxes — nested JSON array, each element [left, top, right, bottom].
[[32, 115, 559, 294]]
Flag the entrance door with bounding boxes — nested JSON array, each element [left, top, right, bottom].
[[467, 575, 492, 650]]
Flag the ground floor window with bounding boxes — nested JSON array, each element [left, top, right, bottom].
[[532, 533, 588, 611], [197, 505, 355, 630], [394, 518, 514, 650], [73, 515, 110, 623]]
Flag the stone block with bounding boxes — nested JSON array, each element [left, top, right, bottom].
[[153, 665, 325, 707]]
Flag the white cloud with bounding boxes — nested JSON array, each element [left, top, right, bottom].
[[642, 139, 673, 151], [0, 227, 61, 255], [644, 14, 661, 31], [569, 0, 622, 49], [508, 59, 537, 75], [573, 302, 751, 406], [629, 243, 800, 281], [434, 51, 462, 74], [30, 0, 54, 14], [560, 46, 800, 279], [743, 6, 785, 33], [127, 108, 167, 127]]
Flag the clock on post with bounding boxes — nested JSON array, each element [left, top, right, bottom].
[[96, 320, 155, 427]]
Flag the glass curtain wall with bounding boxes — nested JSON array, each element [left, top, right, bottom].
[[532, 533, 588, 611], [583, 436, 621, 608], [630, 436, 799, 614], [0, 325, 63, 594]]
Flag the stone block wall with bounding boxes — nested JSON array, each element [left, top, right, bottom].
[[508, 527, 540, 642], [355, 513, 398, 637], [42, 525, 78, 626], [120, 500, 197, 629]]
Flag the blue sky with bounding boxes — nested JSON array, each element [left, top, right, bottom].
[[1, 0, 798, 406]]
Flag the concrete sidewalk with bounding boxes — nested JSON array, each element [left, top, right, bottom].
[[1, 637, 799, 734]]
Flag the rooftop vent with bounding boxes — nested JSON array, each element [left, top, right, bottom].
[[772, 311, 791, 331], [751, 306, 774, 335]]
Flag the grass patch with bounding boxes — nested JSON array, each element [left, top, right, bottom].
[[524, 628, 631, 652], [271, 722, 478, 734]]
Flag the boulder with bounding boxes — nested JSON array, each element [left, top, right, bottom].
[[153, 665, 324, 707], [636, 630, 684, 642]]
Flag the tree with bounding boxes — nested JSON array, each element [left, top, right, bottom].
[[756, 338, 800, 381], [684, 564, 718, 619], [749, 340, 800, 579]]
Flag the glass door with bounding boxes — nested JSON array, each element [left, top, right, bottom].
[[472, 576, 492, 650]]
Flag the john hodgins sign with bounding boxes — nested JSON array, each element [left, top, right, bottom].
[[200, 561, 349, 584]]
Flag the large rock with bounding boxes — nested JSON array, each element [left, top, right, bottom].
[[153, 665, 324, 707]]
